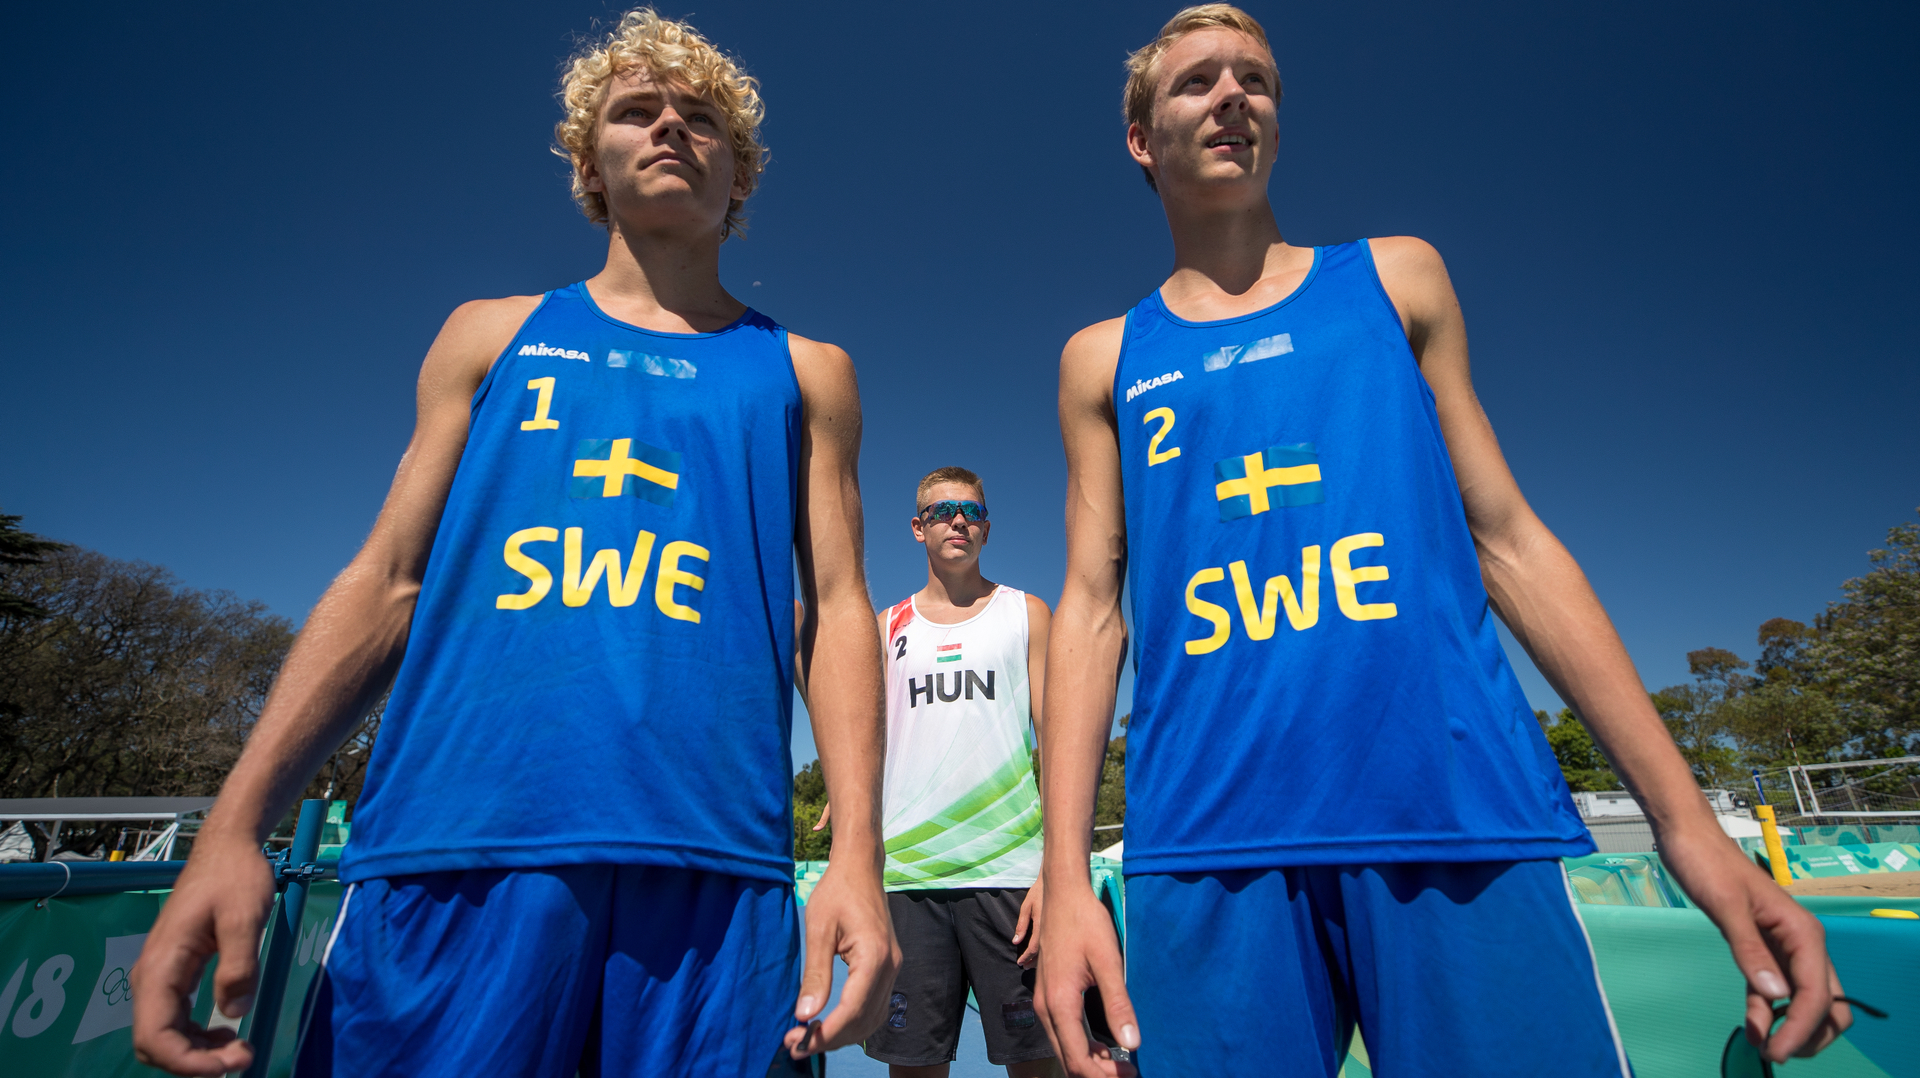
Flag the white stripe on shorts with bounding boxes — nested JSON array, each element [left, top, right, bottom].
[[1559, 865, 1633, 1077]]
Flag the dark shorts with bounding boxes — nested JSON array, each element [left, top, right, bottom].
[[863, 888, 1055, 1067]]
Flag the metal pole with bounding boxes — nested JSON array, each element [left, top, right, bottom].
[[1789, 765, 1808, 817], [243, 798, 326, 1078]]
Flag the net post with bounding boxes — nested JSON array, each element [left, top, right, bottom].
[[1754, 805, 1795, 888]]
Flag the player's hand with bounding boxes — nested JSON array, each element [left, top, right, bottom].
[[785, 859, 900, 1059], [1658, 823, 1852, 1063], [1013, 876, 1044, 968], [1034, 878, 1137, 1078], [130, 835, 276, 1076]]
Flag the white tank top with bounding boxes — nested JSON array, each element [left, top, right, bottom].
[[880, 585, 1042, 890]]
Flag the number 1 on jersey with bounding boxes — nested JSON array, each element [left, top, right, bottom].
[[521, 377, 560, 431], [1145, 407, 1181, 466]]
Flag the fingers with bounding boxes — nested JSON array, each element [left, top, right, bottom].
[[1087, 939, 1139, 1069], [131, 926, 255, 1076], [1726, 899, 1829, 1064], [788, 916, 835, 1057], [1036, 958, 1095, 1078], [807, 932, 898, 1053], [211, 903, 264, 1020]]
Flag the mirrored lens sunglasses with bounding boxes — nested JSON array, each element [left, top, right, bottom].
[[919, 500, 988, 523]]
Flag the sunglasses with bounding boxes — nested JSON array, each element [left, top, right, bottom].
[[919, 500, 989, 524], [1721, 996, 1885, 1077]]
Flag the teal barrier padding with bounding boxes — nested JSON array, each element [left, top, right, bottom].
[[1091, 857, 1125, 948], [1780, 843, 1920, 879], [1791, 825, 1920, 847], [0, 862, 188, 900], [1563, 853, 1690, 908], [1579, 905, 1916, 1078], [0, 890, 217, 1077], [1797, 895, 1920, 917], [0, 881, 344, 1078]]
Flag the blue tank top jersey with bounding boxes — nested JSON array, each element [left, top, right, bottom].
[[1113, 241, 1593, 874], [340, 282, 802, 885]]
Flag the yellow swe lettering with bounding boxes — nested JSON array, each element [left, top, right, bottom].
[[563, 528, 657, 608], [496, 527, 558, 609], [1183, 567, 1231, 654], [1331, 532, 1397, 621], [655, 540, 710, 623], [1227, 545, 1321, 640]]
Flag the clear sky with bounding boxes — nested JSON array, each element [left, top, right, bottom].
[[3, 2, 1915, 769]]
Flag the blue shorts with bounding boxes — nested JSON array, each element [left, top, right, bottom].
[[1124, 860, 1630, 1077], [294, 865, 800, 1078]]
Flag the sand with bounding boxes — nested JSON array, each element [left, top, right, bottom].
[[1784, 874, 1920, 898]]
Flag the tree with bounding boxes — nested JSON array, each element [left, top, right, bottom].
[[792, 758, 831, 861], [0, 538, 297, 854], [1093, 714, 1127, 833], [1810, 512, 1920, 758], [1535, 708, 1618, 791], [0, 511, 65, 622], [1651, 662, 1741, 788]]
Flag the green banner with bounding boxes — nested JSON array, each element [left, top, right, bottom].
[[0, 881, 342, 1078]]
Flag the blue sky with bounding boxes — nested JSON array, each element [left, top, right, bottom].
[[3, 2, 1915, 769]]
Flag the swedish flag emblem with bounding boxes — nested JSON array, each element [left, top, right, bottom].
[[570, 438, 682, 507], [1214, 444, 1323, 521]]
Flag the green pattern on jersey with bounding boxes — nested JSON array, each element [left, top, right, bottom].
[[884, 751, 1042, 888]]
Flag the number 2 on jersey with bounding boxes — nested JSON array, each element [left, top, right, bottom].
[[521, 377, 560, 431], [1144, 407, 1182, 466]]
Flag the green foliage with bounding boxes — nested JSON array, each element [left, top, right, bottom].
[[1639, 510, 1920, 782], [0, 511, 65, 622], [1809, 513, 1920, 758], [1094, 730, 1127, 832], [1535, 708, 1618, 791], [1651, 679, 1741, 787], [0, 535, 297, 853], [792, 758, 831, 860]]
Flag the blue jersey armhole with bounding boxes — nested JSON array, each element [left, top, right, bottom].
[[1107, 306, 1137, 410], [469, 289, 557, 417]]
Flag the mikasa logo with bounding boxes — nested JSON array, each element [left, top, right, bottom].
[[519, 342, 591, 361], [1124, 369, 1184, 402]]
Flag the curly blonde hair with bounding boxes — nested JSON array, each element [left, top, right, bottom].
[[1122, 5, 1276, 191], [554, 9, 767, 238]]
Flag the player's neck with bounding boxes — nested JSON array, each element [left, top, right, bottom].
[[1160, 194, 1294, 304], [918, 562, 996, 621], [586, 221, 746, 334]]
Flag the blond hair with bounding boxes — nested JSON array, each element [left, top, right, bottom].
[[1122, 5, 1276, 190], [554, 9, 767, 238], [917, 466, 985, 509]]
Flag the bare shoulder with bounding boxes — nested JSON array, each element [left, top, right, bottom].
[[1024, 592, 1054, 621], [1060, 316, 1127, 410], [787, 332, 855, 381], [787, 332, 859, 404], [420, 294, 544, 390], [1367, 236, 1460, 316]]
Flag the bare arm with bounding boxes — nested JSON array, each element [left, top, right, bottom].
[[1370, 235, 1846, 1063], [1034, 318, 1138, 1078], [131, 296, 539, 1076], [1012, 592, 1054, 965], [783, 334, 898, 1058]]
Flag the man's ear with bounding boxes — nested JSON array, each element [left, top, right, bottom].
[[910, 515, 928, 543], [578, 154, 604, 195], [1126, 121, 1156, 172]]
